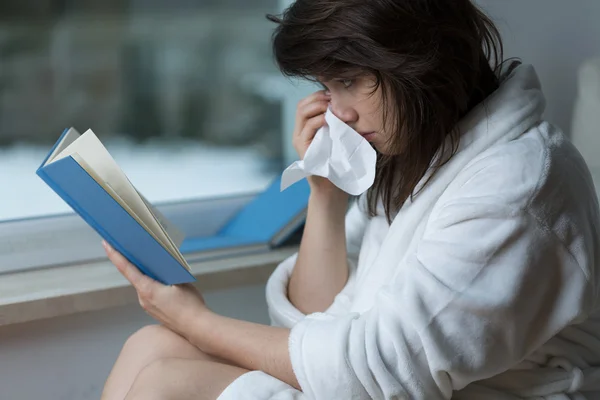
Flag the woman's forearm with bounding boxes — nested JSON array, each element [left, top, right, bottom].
[[288, 179, 350, 314], [181, 181, 350, 392], [186, 310, 300, 390]]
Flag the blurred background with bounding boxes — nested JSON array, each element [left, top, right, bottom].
[[2, 0, 600, 223], [1, 0, 600, 223], [0, 2, 600, 400], [0, 0, 288, 221]]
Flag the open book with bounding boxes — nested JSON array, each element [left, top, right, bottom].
[[37, 128, 195, 284], [37, 128, 311, 285]]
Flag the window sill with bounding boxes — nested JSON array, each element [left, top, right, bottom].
[[0, 246, 297, 327]]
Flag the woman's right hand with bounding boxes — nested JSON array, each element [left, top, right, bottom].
[[293, 90, 330, 160], [293, 90, 344, 195]]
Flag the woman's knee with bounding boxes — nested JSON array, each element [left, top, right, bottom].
[[124, 358, 180, 400], [122, 324, 199, 359], [124, 325, 169, 349]]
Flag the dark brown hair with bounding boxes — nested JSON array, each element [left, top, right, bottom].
[[268, 0, 504, 222]]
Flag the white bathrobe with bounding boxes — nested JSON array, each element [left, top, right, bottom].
[[217, 64, 600, 399]]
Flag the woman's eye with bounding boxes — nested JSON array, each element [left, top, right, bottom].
[[341, 79, 354, 89]]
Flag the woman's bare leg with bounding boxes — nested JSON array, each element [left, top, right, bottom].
[[124, 358, 249, 400], [101, 324, 239, 400]]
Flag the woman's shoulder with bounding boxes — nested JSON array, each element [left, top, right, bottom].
[[437, 120, 600, 272], [444, 120, 596, 214]]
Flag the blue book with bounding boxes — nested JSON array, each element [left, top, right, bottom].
[[37, 128, 311, 285], [37, 128, 195, 285], [180, 174, 310, 260]]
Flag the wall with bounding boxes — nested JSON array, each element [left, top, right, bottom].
[[0, 284, 270, 400], [476, 0, 600, 133]]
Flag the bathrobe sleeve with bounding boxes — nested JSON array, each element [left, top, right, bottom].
[[286, 165, 593, 399], [266, 196, 369, 328]]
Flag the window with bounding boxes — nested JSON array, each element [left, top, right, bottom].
[[0, 0, 318, 273], [0, 0, 287, 223]]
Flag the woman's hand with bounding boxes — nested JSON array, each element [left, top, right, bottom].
[[103, 242, 299, 389], [294, 90, 344, 194], [293, 90, 330, 160], [103, 240, 210, 339]]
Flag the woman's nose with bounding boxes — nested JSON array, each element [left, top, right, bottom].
[[330, 103, 358, 124]]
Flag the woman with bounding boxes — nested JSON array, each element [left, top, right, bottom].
[[101, 1, 600, 399]]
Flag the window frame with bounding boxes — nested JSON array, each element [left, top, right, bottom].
[[0, 192, 257, 275]]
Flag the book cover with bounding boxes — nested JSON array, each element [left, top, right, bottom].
[[37, 131, 195, 285], [180, 176, 310, 254]]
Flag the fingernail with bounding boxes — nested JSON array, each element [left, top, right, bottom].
[[324, 90, 331, 96], [102, 240, 112, 252]]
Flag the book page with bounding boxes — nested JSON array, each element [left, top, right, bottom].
[[134, 189, 186, 262], [49, 130, 178, 258], [137, 191, 185, 249], [72, 154, 190, 271]]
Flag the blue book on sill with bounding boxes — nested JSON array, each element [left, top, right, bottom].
[[37, 128, 311, 285], [180, 176, 310, 256]]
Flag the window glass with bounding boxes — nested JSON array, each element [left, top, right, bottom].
[[0, 0, 283, 221]]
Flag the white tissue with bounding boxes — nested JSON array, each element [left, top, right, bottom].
[[280, 108, 377, 195]]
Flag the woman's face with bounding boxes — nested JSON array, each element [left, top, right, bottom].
[[319, 74, 393, 154]]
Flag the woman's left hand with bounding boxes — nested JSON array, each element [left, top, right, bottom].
[[103, 240, 210, 338], [104, 242, 300, 389]]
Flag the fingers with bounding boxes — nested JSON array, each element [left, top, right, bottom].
[[293, 90, 330, 159], [294, 100, 329, 142], [103, 240, 155, 290], [294, 92, 330, 134], [297, 90, 330, 109], [299, 113, 327, 143], [297, 99, 329, 122]]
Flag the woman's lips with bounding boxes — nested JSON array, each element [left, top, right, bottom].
[[358, 132, 377, 142]]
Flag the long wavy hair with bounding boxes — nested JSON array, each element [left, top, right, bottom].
[[268, 0, 504, 222]]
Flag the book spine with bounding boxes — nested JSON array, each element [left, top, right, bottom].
[[36, 167, 161, 282], [38, 128, 70, 169]]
